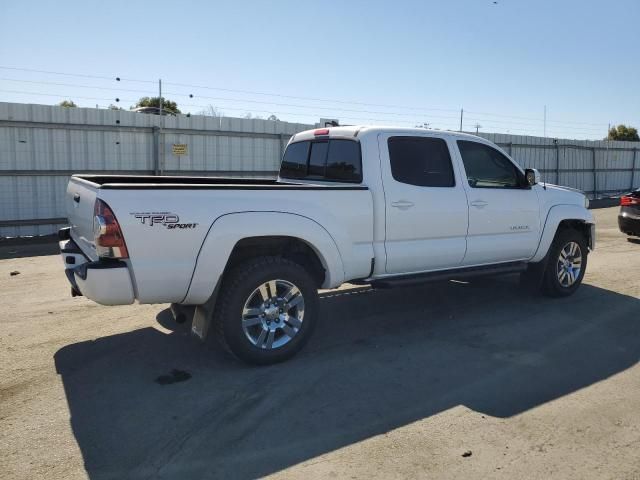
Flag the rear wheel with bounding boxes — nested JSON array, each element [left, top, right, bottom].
[[541, 229, 588, 297], [212, 256, 318, 365]]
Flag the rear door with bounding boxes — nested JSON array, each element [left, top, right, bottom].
[[454, 140, 541, 265], [379, 133, 469, 274]]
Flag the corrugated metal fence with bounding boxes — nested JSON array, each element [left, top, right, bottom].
[[1, 102, 639, 237], [478, 132, 640, 200], [0, 102, 311, 237]]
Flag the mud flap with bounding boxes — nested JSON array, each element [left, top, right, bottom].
[[190, 282, 221, 341], [191, 306, 212, 340]]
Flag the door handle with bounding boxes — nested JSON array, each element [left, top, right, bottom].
[[391, 200, 415, 210], [470, 200, 488, 208]]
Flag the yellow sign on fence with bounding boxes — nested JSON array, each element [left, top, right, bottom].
[[172, 144, 188, 156]]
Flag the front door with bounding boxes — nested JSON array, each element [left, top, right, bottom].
[[455, 140, 541, 265]]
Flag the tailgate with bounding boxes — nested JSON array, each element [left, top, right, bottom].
[[65, 177, 99, 261]]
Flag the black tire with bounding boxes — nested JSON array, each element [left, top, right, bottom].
[[541, 228, 588, 297], [212, 256, 319, 365]]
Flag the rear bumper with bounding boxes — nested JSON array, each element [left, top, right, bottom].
[[618, 211, 640, 237], [59, 228, 135, 305]]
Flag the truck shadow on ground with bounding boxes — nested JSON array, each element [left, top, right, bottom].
[[54, 277, 640, 479]]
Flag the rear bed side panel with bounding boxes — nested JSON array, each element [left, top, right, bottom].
[[66, 177, 99, 261], [97, 187, 373, 304], [183, 191, 375, 304], [97, 189, 217, 304]]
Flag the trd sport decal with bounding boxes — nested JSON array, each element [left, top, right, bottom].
[[130, 212, 198, 229]]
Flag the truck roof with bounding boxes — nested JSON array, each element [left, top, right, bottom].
[[291, 125, 486, 143]]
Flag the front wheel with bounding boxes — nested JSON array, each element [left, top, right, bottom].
[[541, 229, 588, 297], [212, 256, 319, 365]]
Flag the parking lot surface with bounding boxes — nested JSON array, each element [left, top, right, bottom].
[[1, 207, 639, 480]]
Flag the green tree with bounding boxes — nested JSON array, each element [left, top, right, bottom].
[[58, 100, 77, 108], [108, 104, 124, 111], [132, 96, 181, 114], [607, 124, 639, 141]]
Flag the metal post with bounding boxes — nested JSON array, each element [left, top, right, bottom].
[[459, 108, 463, 132], [555, 140, 560, 184], [631, 148, 638, 190], [152, 126, 160, 175], [157, 79, 164, 176], [592, 147, 598, 198]]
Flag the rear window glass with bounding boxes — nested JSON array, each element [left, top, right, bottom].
[[388, 136, 455, 187], [280, 142, 309, 179], [308, 142, 329, 178], [280, 139, 362, 183]]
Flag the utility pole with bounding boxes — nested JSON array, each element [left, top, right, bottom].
[[543, 105, 547, 137], [606, 123, 611, 191], [474, 123, 482, 134], [459, 108, 463, 132], [157, 79, 164, 176]]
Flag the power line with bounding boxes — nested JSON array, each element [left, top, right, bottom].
[[465, 116, 605, 133], [164, 80, 460, 113], [0, 87, 608, 136], [466, 109, 609, 127], [0, 89, 433, 126], [5, 76, 604, 129], [1, 66, 632, 130], [0, 66, 459, 113], [0, 89, 119, 102], [0, 66, 154, 84], [0, 77, 462, 120], [174, 93, 461, 120], [0, 77, 155, 94], [0, 88, 611, 136]]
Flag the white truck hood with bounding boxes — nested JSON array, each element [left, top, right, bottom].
[[541, 184, 588, 207]]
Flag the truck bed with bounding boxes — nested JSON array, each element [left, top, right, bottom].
[[66, 174, 374, 304]]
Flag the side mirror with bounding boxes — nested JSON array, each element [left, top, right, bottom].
[[525, 168, 541, 186]]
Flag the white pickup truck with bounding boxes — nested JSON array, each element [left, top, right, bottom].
[[60, 126, 595, 364]]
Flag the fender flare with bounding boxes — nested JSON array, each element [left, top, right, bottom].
[[182, 211, 345, 304], [530, 204, 595, 263]]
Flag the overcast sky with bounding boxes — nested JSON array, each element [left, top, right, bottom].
[[1, 0, 638, 139]]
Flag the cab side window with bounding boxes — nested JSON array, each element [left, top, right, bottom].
[[388, 136, 455, 187], [457, 141, 522, 188]]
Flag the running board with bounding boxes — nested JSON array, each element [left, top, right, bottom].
[[371, 262, 528, 289]]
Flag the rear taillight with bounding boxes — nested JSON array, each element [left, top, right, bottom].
[[93, 199, 129, 258], [620, 195, 640, 206]]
